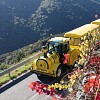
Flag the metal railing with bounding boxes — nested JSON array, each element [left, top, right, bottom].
[[0, 51, 42, 78]]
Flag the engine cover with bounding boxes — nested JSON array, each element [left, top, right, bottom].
[[36, 59, 49, 70], [36, 52, 60, 70]]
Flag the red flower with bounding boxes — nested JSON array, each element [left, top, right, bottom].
[[36, 87, 40, 92], [44, 84, 48, 88], [96, 93, 100, 100], [38, 89, 43, 95], [50, 87, 55, 92], [28, 82, 36, 91], [46, 90, 50, 95], [84, 74, 100, 93]]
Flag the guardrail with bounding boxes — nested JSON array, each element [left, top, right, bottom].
[[0, 51, 42, 78]]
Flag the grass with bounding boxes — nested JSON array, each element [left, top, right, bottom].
[[0, 75, 10, 86], [0, 51, 42, 86], [0, 63, 31, 86]]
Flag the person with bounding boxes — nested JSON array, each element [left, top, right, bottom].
[[63, 54, 69, 64]]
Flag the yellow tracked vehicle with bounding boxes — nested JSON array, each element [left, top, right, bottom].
[[31, 19, 100, 77]]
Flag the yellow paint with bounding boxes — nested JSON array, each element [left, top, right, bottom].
[[32, 19, 100, 77], [91, 19, 100, 25]]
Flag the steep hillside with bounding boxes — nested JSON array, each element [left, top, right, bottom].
[[0, 0, 100, 54], [0, 0, 42, 54], [29, 0, 100, 35]]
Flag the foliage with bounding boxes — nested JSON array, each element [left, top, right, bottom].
[[0, 39, 43, 70], [28, 41, 100, 99], [28, 67, 83, 99], [0, 75, 10, 87], [75, 42, 100, 100], [0, 34, 62, 71], [0, 63, 9, 71], [29, 81, 56, 95], [0, 63, 31, 86], [82, 56, 100, 100]]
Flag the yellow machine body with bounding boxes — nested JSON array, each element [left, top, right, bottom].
[[91, 19, 100, 25], [32, 19, 100, 77], [64, 24, 100, 61], [32, 51, 60, 77], [91, 19, 100, 40]]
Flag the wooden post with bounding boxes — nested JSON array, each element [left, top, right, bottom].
[[8, 71, 11, 79]]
